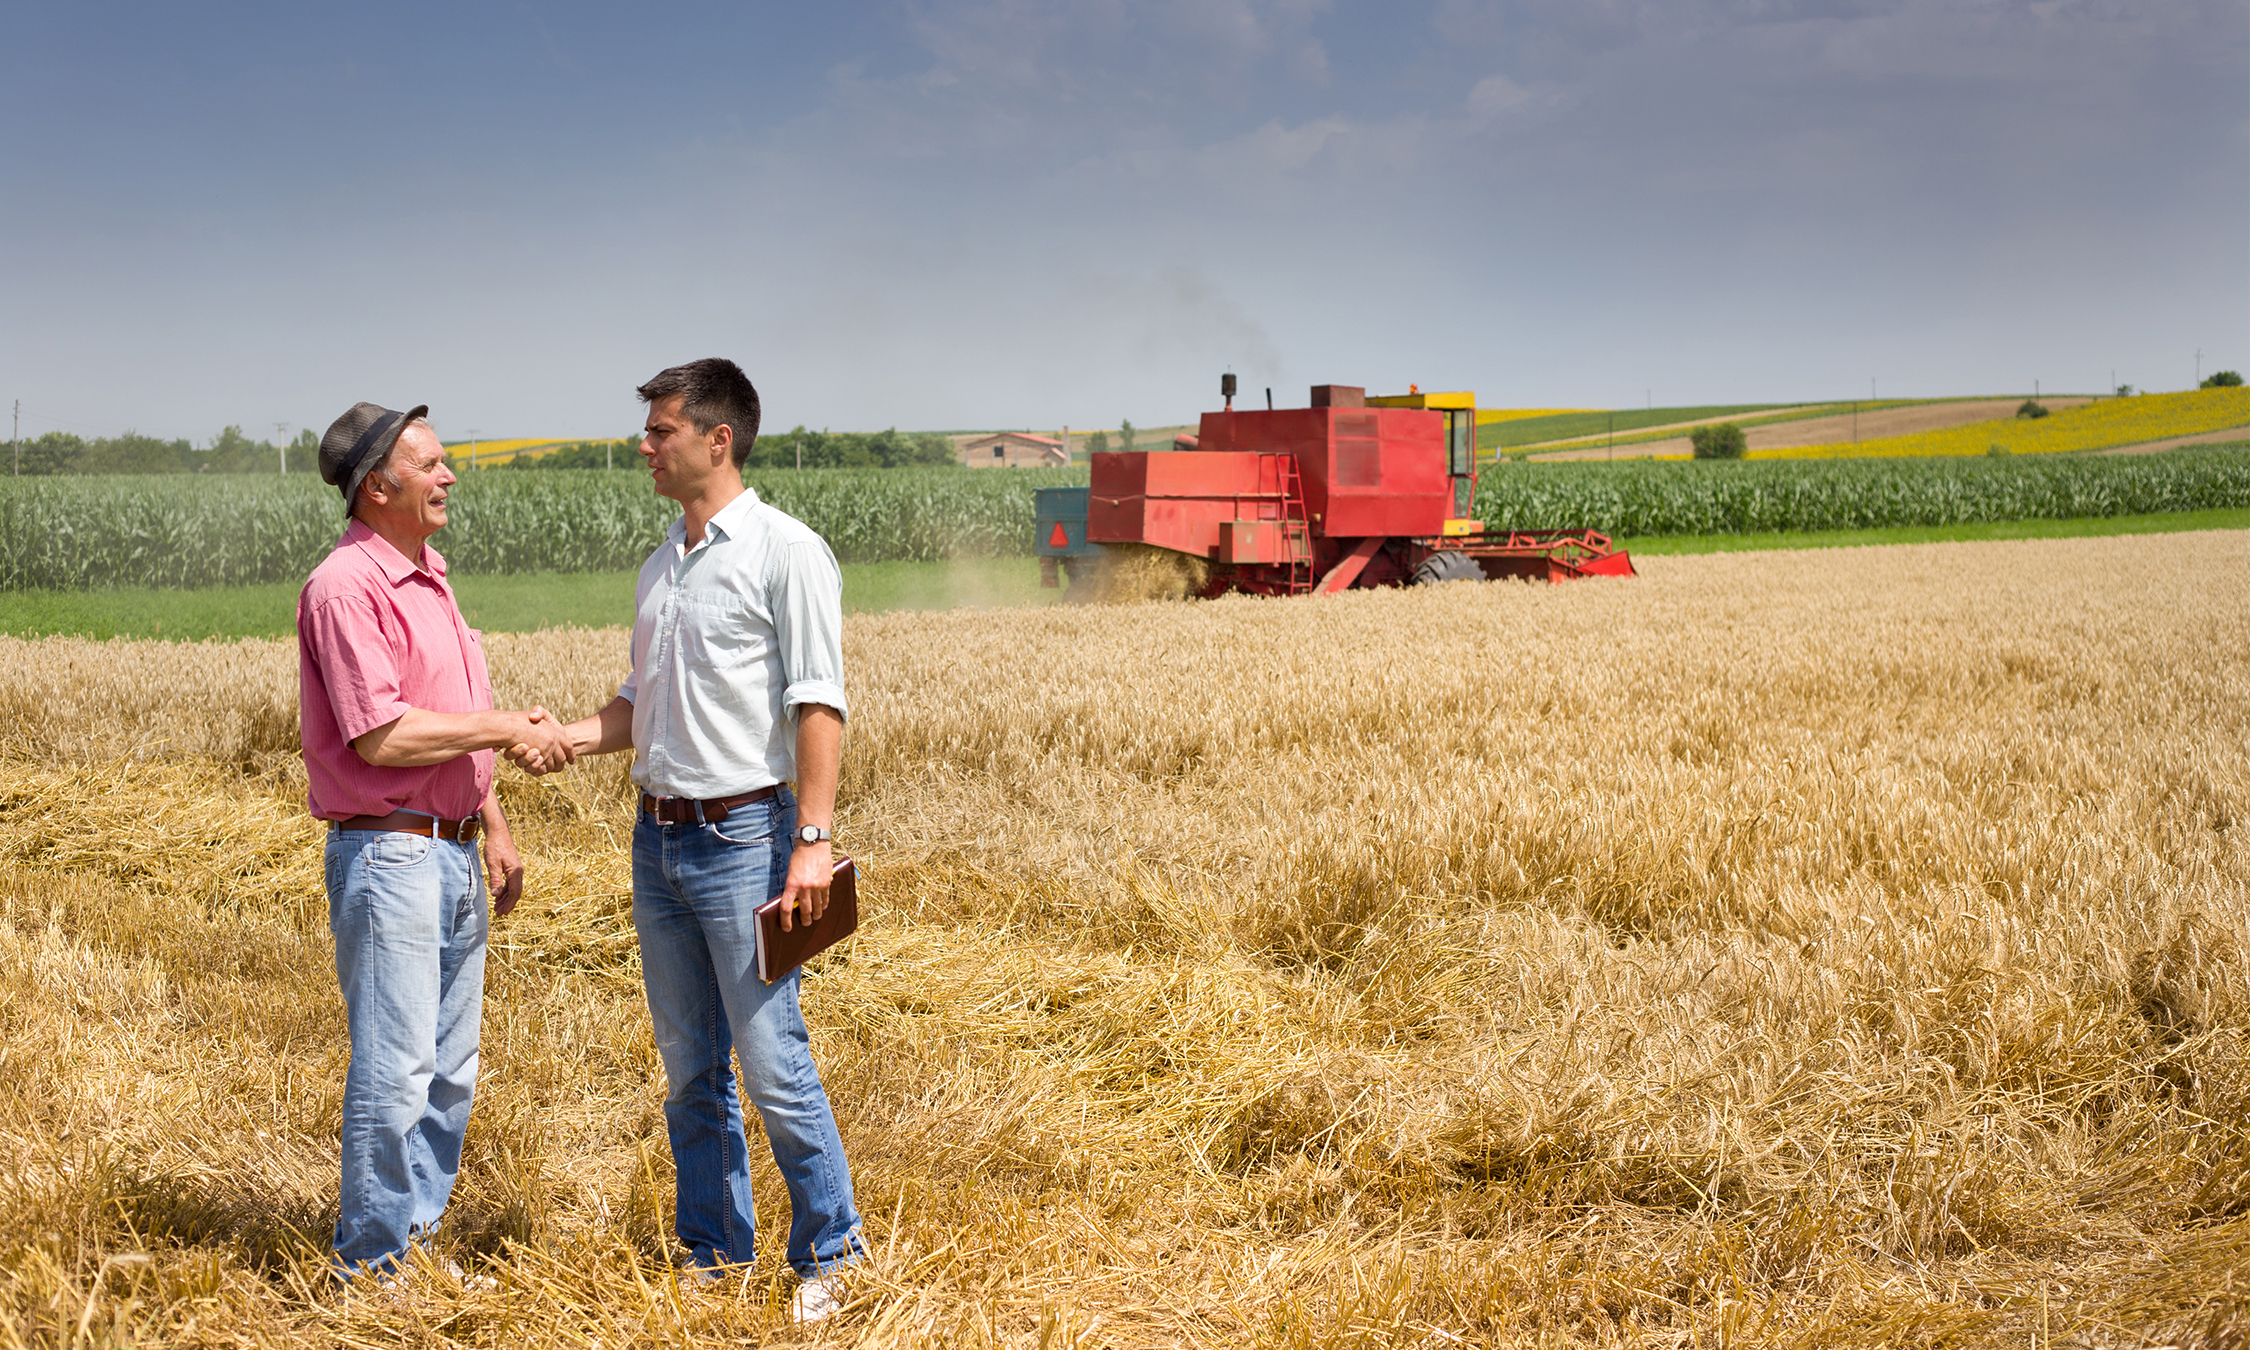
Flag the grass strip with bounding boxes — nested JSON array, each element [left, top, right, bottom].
[[0, 557, 1063, 641], [1621, 507, 2250, 555]]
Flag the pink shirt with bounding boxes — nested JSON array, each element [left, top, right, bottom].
[[298, 519, 495, 822]]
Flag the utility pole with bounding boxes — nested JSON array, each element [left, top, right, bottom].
[[795, 437, 802, 470], [275, 422, 290, 474], [467, 429, 481, 471], [11, 401, 18, 476]]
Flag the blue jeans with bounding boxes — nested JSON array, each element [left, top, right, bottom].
[[632, 789, 863, 1276], [324, 826, 487, 1277]]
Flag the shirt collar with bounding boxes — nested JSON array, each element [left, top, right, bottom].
[[343, 517, 447, 584], [706, 487, 761, 541], [668, 487, 764, 549]]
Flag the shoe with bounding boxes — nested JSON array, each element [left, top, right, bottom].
[[675, 1263, 751, 1299], [440, 1258, 499, 1294], [344, 1256, 496, 1301], [788, 1272, 849, 1325]]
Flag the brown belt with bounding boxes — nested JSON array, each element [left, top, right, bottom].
[[640, 785, 780, 824], [329, 811, 482, 842]]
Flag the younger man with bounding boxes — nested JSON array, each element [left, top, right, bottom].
[[528, 360, 862, 1322]]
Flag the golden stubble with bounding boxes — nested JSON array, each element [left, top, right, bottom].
[[2, 531, 2248, 1346]]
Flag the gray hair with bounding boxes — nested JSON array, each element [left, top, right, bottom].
[[362, 417, 432, 498]]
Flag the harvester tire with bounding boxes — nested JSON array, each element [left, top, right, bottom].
[[1410, 550, 1484, 586]]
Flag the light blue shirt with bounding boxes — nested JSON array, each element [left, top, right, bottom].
[[619, 488, 848, 799]]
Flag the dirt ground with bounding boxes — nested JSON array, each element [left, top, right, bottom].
[[1531, 398, 2094, 461], [2095, 426, 2250, 455]]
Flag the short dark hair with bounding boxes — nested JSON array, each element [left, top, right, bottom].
[[637, 358, 762, 468]]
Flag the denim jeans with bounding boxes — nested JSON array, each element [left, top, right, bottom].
[[632, 789, 863, 1276], [324, 825, 487, 1277]]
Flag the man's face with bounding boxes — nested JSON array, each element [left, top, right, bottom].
[[361, 424, 455, 539], [640, 395, 727, 502]]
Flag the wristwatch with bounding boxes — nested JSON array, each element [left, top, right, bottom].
[[795, 824, 831, 847]]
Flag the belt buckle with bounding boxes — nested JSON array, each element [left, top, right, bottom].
[[456, 816, 480, 844]]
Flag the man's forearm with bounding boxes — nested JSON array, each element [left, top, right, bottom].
[[793, 704, 843, 828], [480, 785, 509, 835], [355, 707, 544, 768], [564, 696, 636, 759]]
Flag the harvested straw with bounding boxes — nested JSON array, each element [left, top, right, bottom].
[[1090, 542, 1209, 603], [3, 532, 2249, 1346]]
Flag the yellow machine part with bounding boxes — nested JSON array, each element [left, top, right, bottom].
[[1367, 391, 1477, 411], [1441, 518, 1483, 537]]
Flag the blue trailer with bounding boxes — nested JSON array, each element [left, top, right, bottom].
[[1035, 487, 1104, 596]]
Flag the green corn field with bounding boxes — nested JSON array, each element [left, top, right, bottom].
[[3, 451, 2247, 591], [1472, 447, 2250, 537], [0, 468, 1086, 590]]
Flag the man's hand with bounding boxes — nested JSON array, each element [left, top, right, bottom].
[[481, 804, 524, 918], [504, 707, 575, 775], [507, 697, 634, 775], [776, 839, 831, 932]]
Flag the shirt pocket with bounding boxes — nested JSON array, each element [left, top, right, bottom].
[[676, 593, 760, 671]]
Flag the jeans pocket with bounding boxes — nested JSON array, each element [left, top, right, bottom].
[[709, 803, 776, 847], [364, 830, 433, 869]]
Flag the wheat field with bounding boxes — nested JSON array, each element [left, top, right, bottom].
[[3, 533, 2248, 1348]]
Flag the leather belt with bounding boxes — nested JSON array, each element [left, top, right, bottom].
[[640, 785, 780, 824], [330, 811, 482, 842]]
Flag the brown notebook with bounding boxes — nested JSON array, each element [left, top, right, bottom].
[[756, 856, 859, 984]]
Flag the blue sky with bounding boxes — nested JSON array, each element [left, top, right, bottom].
[[3, 1, 2243, 443]]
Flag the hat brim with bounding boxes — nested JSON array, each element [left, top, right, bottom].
[[341, 404, 430, 514]]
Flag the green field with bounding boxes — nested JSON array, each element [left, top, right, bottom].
[[0, 558, 1063, 641], [1473, 444, 2250, 536], [0, 467, 1084, 590], [8, 513, 2249, 641], [1621, 505, 2250, 555]]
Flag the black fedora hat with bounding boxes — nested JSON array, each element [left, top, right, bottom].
[[319, 401, 430, 512]]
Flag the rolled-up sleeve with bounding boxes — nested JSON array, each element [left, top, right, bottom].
[[769, 537, 848, 722], [303, 594, 411, 743]]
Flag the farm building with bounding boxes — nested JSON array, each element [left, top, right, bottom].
[[959, 432, 1068, 468]]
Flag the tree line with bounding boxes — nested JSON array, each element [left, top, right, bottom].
[[6, 426, 319, 475], [512, 426, 961, 471]]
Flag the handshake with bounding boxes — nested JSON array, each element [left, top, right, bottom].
[[503, 707, 579, 776]]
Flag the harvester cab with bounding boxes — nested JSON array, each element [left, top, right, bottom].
[[1039, 378, 1634, 599]]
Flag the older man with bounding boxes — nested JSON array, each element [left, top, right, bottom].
[[301, 401, 571, 1281], [526, 359, 862, 1323]]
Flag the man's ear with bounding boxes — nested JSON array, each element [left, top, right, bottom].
[[709, 422, 734, 463]]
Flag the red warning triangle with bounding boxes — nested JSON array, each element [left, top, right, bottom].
[[1048, 522, 1070, 548]]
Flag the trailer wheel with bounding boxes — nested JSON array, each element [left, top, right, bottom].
[[1410, 550, 1484, 586]]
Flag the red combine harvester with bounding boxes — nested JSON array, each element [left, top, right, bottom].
[[1053, 378, 1633, 597]]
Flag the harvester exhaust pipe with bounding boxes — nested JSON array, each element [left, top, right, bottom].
[[1221, 372, 1237, 412]]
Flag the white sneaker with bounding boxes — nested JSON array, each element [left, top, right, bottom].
[[788, 1272, 849, 1325], [439, 1258, 499, 1294], [676, 1263, 754, 1299]]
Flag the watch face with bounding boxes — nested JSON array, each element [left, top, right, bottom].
[[799, 826, 821, 844]]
